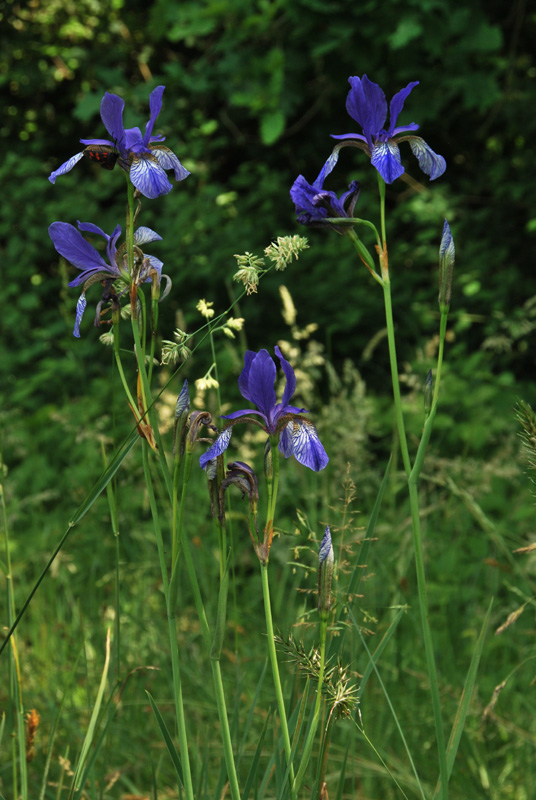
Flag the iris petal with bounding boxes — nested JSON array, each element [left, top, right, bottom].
[[48, 151, 85, 184], [275, 345, 296, 407], [289, 420, 329, 471], [129, 156, 173, 199], [408, 137, 446, 180], [370, 141, 404, 184], [346, 75, 387, 142], [387, 81, 419, 135], [134, 226, 163, 245], [199, 426, 233, 469], [151, 145, 191, 181], [48, 222, 108, 274], [143, 86, 165, 145], [73, 293, 87, 338], [242, 350, 277, 422], [100, 92, 126, 146]]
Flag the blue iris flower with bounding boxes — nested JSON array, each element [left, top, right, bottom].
[[48, 220, 163, 337], [48, 86, 190, 199], [290, 173, 360, 230], [199, 346, 329, 472], [321, 75, 446, 185]]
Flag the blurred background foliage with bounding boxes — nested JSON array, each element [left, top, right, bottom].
[[2, 0, 536, 796]]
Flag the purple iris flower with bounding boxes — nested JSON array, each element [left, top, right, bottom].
[[48, 220, 163, 337], [321, 75, 446, 185], [290, 173, 360, 230], [48, 86, 190, 199], [199, 346, 329, 472]]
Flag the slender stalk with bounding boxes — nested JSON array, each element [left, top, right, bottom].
[[141, 443, 194, 800], [259, 561, 297, 799], [375, 173, 449, 797], [292, 617, 327, 794], [382, 277, 412, 478], [407, 479, 448, 799]]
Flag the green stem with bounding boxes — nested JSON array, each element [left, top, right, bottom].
[[141, 443, 193, 800], [382, 278, 412, 477], [259, 561, 297, 799], [407, 478, 449, 800], [113, 320, 138, 420], [292, 617, 327, 794]]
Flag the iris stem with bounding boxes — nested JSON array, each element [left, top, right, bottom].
[[259, 441, 296, 797], [376, 176, 449, 800], [292, 616, 327, 794]]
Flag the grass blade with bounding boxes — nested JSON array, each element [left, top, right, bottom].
[[433, 598, 493, 797], [145, 690, 184, 788], [69, 629, 112, 799]]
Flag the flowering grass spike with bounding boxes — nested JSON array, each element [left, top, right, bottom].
[[321, 74, 446, 185], [49, 86, 190, 199], [199, 346, 329, 472]]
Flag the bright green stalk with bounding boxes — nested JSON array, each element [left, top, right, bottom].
[[292, 617, 327, 794], [259, 561, 296, 799], [141, 442, 194, 800], [374, 172, 450, 797], [381, 277, 412, 478]]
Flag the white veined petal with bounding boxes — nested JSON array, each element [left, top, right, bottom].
[[199, 426, 233, 469], [73, 293, 87, 338], [290, 420, 329, 471], [370, 141, 404, 184], [409, 137, 446, 180], [48, 151, 85, 184], [129, 156, 172, 199], [134, 226, 163, 245]]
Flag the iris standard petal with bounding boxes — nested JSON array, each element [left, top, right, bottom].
[[48, 151, 85, 184], [346, 75, 387, 142], [370, 141, 405, 184], [289, 420, 329, 471], [129, 156, 173, 198], [151, 145, 191, 181], [243, 350, 278, 421], [143, 86, 165, 145], [237, 351, 257, 401], [100, 92, 126, 145], [275, 345, 296, 408], [49, 222, 108, 274], [408, 138, 446, 180], [199, 426, 234, 469], [73, 294, 88, 338], [387, 81, 419, 135]]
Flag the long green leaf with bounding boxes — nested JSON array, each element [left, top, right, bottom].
[[69, 629, 112, 799], [433, 598, 493, 798], [145, 690, 184, 787]]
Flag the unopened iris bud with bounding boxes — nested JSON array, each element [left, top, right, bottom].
[[438, 219, 455, 312], [318, 526, 334, 615], [173, 380, 190, 458]]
